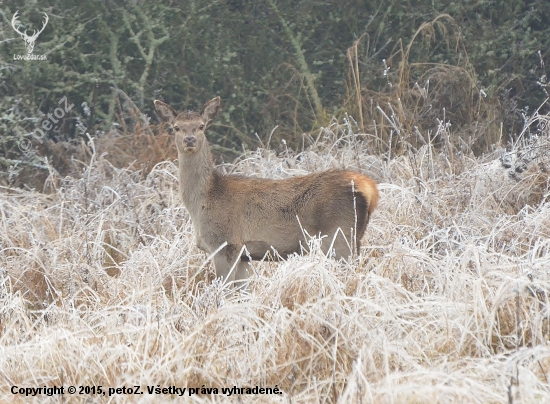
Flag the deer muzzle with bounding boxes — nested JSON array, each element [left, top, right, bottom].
[[183, 136, 197, 151]]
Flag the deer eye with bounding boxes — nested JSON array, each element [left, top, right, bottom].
[[199, 124, 205, 130], [173, 126, 180, 132]]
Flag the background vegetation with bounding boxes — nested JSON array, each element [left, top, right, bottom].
[[1, 0, 549, 187], [1, 113, 550, 402], [1, 1, 550, 401]]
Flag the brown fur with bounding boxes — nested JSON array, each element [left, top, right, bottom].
[[154, 97, 379, 288]]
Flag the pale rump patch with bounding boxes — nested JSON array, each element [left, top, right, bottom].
[[343, 172, 379, 215]]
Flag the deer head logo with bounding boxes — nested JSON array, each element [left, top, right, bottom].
[[11, 11, 49, 55]]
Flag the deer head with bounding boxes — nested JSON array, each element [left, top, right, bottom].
[[11, 11, 49, 55], [154, 97, 220, 155]]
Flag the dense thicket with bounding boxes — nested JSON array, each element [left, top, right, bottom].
[[0, 0, 548, 185]]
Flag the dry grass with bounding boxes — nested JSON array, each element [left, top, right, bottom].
[[345, 14, 505, 158], [1, 110, 550, 403]]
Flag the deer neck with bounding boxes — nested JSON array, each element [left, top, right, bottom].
[[178, 145, 215, 217]]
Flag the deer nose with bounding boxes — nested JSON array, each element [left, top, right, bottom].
[[184, 136, 196, 146]]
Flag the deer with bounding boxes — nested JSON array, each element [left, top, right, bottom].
[[154, 97, 378, 289], [11, 11, 49, 55]]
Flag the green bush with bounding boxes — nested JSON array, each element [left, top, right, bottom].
[[1, 0, 548, 186]]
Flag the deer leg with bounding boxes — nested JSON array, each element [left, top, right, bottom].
[[213, 254, 235, 282], [323, 229, 354, 260], [213, 244, 250, 290], [233, 260, 250, 292]]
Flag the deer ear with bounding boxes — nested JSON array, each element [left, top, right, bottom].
[[200, 97, 221, 122], [154, 100, 177, 122]]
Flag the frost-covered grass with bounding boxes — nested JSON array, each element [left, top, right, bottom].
[[1, 117, 550, 403]]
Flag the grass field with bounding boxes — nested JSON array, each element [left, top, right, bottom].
[[1, 114, 550, 403]]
